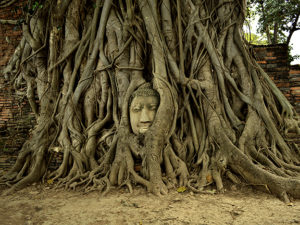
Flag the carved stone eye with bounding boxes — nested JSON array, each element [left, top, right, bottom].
[[149, 104, 158, 111], [132, 106, 142, 112]]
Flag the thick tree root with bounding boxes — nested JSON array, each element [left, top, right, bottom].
[[1, 0, 300, 202]]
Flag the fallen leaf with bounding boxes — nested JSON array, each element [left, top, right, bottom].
[[177, 186, 186, 193], [47, 179, 54, 185], [206, 174, 213, 183]]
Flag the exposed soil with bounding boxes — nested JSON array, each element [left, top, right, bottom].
[[1, 183, 300, 225]]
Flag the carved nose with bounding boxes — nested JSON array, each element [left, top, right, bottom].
[[140, 108, 151, 122]]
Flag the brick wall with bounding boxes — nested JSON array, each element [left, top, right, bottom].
[[252, 44, 300, 114], [290, 65, 300, 114], [0, 1, 25, 67], [252, 44, 300, 148], [289, 65, 300, 146], [0, 78, 36, 169], [252, 44, 293, 103], [0, 0, 35, 171]]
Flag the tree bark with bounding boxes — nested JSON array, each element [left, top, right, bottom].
[[1, 0, 300, 202]]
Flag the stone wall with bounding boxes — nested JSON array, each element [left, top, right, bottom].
[[0, 1, 25, 67]]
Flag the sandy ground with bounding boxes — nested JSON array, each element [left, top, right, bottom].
[[0, 184, 300, 225]]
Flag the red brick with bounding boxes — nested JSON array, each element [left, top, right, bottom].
[[257, 61, 267, 64]]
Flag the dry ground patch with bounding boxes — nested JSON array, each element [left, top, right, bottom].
[[0, 185, 300, 225]]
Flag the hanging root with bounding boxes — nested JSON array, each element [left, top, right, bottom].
[[1, 0, 300, 201]]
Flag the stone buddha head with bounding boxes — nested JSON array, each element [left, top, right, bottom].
[[129, 83, 160, 135]]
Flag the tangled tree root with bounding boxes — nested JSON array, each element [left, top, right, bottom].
[[1, 0, 300, 202]]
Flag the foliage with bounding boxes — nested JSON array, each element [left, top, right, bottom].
[[244, 32, 268, 45], [288, 44, 300, 63], [248, 0, 300, 45], [23, 0, 43, 15]]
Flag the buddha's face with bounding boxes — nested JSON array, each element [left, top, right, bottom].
[[129, 95, 159, 135]]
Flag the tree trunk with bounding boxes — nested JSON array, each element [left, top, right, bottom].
[[1, 0, 300, 201], [286, 14, 299, 46], [258, 1, 272, 44]]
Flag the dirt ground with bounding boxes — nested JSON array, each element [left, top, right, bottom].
[[0, 183, 300, 225]]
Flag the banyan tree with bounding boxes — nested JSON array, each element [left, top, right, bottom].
[[1, 0, 300, 202]]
